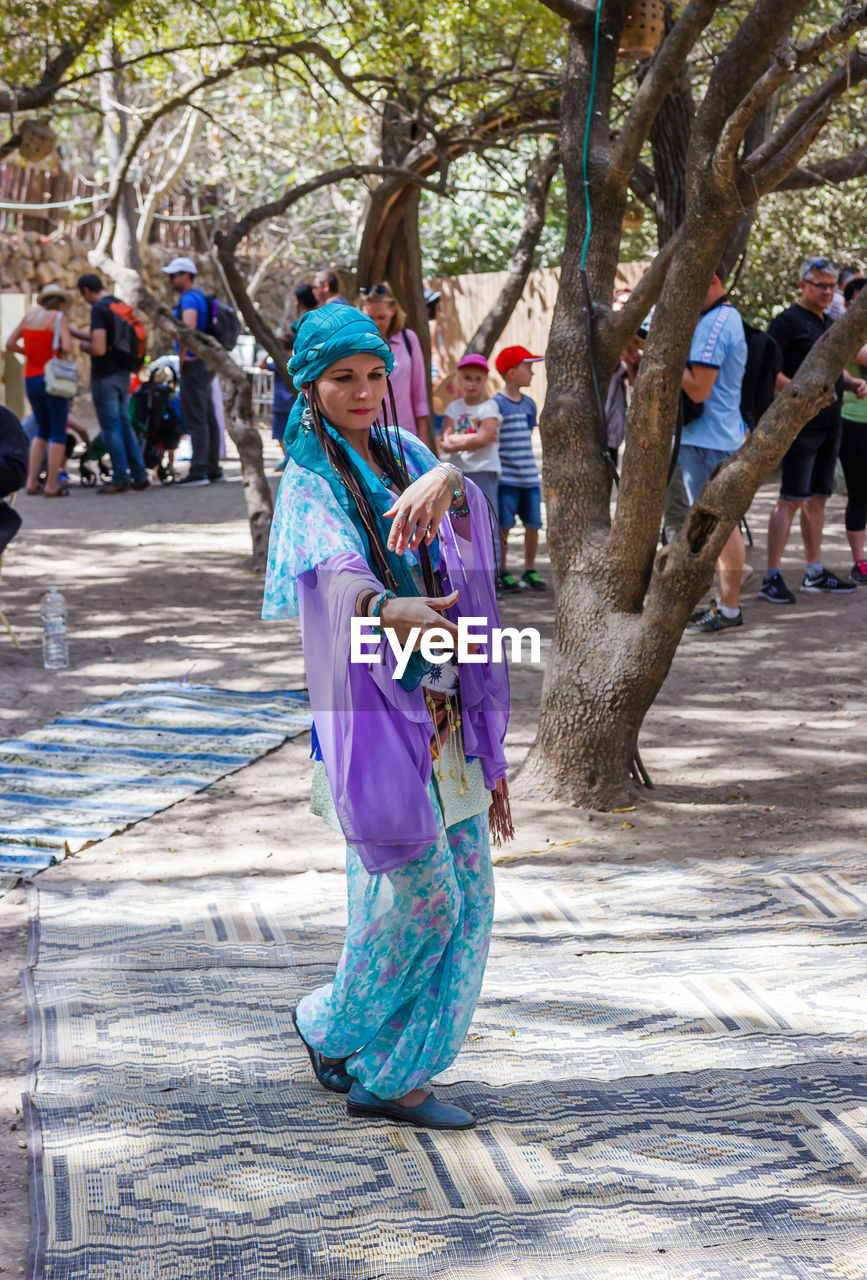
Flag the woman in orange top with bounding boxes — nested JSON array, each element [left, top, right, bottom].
[[5, 284, 74, 497]]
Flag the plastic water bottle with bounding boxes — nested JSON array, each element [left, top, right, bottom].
[[41, 586, 69, 670]]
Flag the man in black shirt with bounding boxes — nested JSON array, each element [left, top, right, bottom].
[[758, 257, 867, 603], [73, 274, 149, 494]]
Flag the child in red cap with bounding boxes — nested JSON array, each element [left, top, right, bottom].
[[493, 345, 546, 592]]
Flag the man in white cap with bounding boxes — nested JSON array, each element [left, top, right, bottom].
[[161, 257, 222, 485]]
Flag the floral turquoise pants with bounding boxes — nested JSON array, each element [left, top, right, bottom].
[[295, 796, 494, 1099]]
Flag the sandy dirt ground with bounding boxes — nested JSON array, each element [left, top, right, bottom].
[[1, 430, 865, 1274]]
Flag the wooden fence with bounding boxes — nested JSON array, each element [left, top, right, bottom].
[[0, 160, 203, 247], [429, 262, 646, 407]]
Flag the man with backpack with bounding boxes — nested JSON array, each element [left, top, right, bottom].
[[680, 262, 750, 634], [758, 256, 867, 603], [161, 256, 228, 486], [74, 274, 150, 494]]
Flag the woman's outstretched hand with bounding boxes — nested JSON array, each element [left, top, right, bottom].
[[384, 468, 454, 554], [378, 589, 460, 650]]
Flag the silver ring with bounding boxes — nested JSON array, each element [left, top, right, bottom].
[[424, 523, 432, 531], [397, 509, 411, 522]]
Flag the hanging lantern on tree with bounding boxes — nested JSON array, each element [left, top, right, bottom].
[[17, 118, 57, 165], [618, 0, 665, 60]]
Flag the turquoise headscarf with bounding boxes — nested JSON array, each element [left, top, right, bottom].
[[281, 305, 437, 685]]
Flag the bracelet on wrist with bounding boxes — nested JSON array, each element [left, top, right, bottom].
[[437, 463, 469, 517], [357, 589, 378, 617], [370, 589, 396, 619]]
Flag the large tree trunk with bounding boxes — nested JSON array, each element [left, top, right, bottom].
[[516, 0, 867, 808], [466, 148, 560, 358], [517, 7, 649, 806]]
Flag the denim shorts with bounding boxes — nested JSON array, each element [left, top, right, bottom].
[[498, 483, 542, 531], [25, 375, 69, 445], [678, 445, 732, 506]]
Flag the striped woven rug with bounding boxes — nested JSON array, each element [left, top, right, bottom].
[[0, 683, 311, 892], [22, 848, 867, 1279]]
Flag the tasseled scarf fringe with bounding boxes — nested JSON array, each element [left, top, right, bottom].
[[489, 787, 514, 847]]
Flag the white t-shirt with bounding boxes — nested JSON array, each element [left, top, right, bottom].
[[443, 396, 502, 475]]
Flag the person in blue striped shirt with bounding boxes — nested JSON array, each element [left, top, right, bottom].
[[494, 345, 546, 592]]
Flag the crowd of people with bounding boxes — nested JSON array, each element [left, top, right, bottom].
[[608, 255, 867, 635], [4, 251, 867, 617]]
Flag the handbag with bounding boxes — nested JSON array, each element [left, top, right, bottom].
[[434, 754, 490, 829], [43, 312, 78, 399]]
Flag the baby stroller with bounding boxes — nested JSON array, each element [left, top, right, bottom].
[[129, 363, 184, 484], [77, 432, 112, 487]]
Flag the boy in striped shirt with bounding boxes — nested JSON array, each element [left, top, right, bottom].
[[494, 345, 546, 592]]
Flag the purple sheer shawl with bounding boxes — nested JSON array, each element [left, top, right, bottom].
[[297, 478, 510, 874]]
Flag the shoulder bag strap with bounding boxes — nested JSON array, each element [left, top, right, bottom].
[[52, 310, 63, 355]]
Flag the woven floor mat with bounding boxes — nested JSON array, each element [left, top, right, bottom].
[[25, 936, 867, 1095], [28, 850, 867, 973], [23, 850, 867, 1278], [24, 1064, 867, 1280], [0, 684, 311, 889]]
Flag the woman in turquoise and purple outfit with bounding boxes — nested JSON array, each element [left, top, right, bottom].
[[263, 305, 511, 1130]]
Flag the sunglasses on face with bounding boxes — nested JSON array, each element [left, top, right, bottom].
[[804, 279, 836, 290], [359, 283, 389, 297]]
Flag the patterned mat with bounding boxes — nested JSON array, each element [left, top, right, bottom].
[[0, 684, 311, 887], [22, 850, 867, 1278]]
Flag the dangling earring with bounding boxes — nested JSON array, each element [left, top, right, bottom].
[[300, 399, 314, 435]]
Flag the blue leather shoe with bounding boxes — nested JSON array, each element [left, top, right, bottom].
[[292, 1009, 353, 1094], [346, 1081, 477, 1130]]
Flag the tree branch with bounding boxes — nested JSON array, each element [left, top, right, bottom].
[[136, 108, 201, 249], [605, 228, 680, 353], [792, 3, 867, 68], [219, 164, 444, 254], [95, 38, 360, 254], [709, 5, 867, 171], [743, 53, 867, 176], [609, 0, 719, 194], [777, 144, 867, 189], [746, 52, 867, 198], [0, 0, 135, 113], [536, 0, 596, 31], [692, 0, 806, 159]]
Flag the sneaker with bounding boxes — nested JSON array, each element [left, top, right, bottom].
[[176, 474, 210, 487], [800, 568, 856, 594], [850, 560, 867, 584], [131, 478, 150, 491], [497, 573, 521, 593], [757, 571, 795, 604], [208, 471, 225, 483], [99, 482, 130, 494], [690, 598, 717, 623], [522, 569, 547, 591], [687, 604, 743, 633]]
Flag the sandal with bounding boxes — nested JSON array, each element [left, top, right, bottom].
[[347, 1081, 477, 1130], [292, 1008, 353, 1094]]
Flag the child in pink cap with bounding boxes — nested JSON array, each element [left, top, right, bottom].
[[439, 353, 502, 510]]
